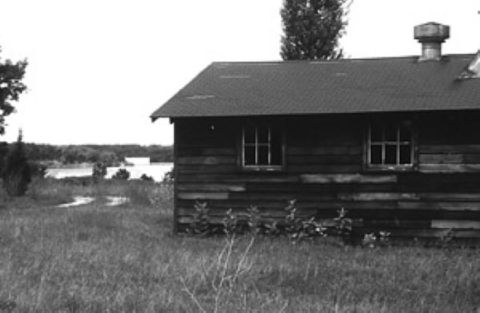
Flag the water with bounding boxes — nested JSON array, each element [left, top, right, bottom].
[[46, 162, 174, 182]]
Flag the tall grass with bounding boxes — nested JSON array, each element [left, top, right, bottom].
[[0, 183, 479, 312]]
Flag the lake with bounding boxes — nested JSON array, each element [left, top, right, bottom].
[[46, 162, 174, 182]]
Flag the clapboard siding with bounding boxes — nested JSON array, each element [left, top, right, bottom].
[[172, 113, 480, 240]]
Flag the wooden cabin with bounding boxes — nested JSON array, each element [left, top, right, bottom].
[[151, 22, 480, 240]]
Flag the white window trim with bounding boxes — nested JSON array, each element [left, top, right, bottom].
[[366, 123, 415, 170], [241, 125, 283, 170]]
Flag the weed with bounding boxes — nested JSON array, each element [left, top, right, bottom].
[[187, 202, 215, 236], [333, 207, 353, 243], [362, 231, 391, 248], [223, 209, 241, 235], [284, 200, 326, 242], [181, 235, 255, 313]]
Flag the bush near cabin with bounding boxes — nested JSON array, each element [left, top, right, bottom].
[[1, 132, 31, 197]]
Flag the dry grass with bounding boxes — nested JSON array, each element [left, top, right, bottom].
[[0, 181, 479, 312]]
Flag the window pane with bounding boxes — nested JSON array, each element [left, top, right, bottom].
[[370, 145, 382, 164], [399, 125, 412, 142], [400, 145, 411, 164], [244, 127, 255, 144], [257, 127, 269, 143], [271, 129, 282, 165], [385, 125, 397, 141], [370, 124, 383, 142], [258, 146, 269, 165], [385, 145, 397, 164], [244, 146, 255, 165]]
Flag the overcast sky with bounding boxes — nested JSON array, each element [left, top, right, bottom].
[[0, 0, 478, 145]]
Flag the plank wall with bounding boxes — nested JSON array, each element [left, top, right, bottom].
[[173, 112, 480, 240]]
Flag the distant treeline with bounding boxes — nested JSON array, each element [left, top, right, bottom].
[[20, 143, 173, 165]]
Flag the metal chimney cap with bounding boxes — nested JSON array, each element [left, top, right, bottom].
[[414, 22, 450, 43]]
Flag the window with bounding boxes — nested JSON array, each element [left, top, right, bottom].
[[367, 122, 414, 168], [242, 125, 283, 169]]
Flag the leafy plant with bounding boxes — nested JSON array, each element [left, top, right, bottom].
[[185, 201, 391, 248], [362, 231, 391, 248], [186, 202, 215, 236], [333, 207, 353, 242], [223, 209, 241, 235], [245, 206, 263, 235], [284, 200, 326, 242], [438, 228, 455, 247]]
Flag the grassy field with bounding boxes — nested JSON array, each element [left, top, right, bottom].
[[0, 179, 479, 312]]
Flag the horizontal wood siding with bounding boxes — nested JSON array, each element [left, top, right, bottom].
[[173, 113, 480, 240]]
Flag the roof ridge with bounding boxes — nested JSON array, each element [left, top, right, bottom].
[[211, 54, 476, 65]]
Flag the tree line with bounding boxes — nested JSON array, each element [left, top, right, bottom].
[[20, 143, 173, 165]]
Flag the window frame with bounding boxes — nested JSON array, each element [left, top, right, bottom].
[[240, 123, 285, 171], [365, 121, 417, 171]]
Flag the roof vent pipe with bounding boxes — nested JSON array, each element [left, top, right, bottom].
[[414, 22, 450, 61]]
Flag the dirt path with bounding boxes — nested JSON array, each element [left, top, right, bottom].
[[57, 196, 95, 208], [105, 196, 129, 206], [57, 196, 129, 208]]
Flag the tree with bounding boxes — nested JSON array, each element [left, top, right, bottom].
[[280, 0, 350, 60], [0, 47, 28, 135], [2, 130, 31, 196], [112, 168, 130, 180]]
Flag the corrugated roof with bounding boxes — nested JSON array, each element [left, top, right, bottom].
[[151, 54, 480, 119]]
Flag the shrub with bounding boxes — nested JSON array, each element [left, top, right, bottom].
[[162, 168, 174, 183], [0, 141, 8, 170], [140, 173, 154, 182], [92, 161, 107, 183], [29, 161, 47, 178], [111, 168, 130, 180], [2, 131, 31, 197]]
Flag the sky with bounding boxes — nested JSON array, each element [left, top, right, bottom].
[[0, 0, 478, 145]]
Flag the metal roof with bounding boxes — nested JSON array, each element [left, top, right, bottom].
[[151, 54, 480, 119]]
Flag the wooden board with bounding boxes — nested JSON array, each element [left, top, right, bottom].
[[177, 192, 229, 200], [419, 164, 480, 173], [338, 192, 420, 201], [431, 220, 480, 229], [177, 156, 237, 165], [300, 174, 397, 184]]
